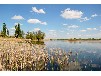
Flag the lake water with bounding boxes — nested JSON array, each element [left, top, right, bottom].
[[45, 40, 101, 71]]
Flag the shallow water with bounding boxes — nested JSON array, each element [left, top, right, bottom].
[[45, 40, 101, 71]]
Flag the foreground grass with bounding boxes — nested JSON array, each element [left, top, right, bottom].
[[0, 38, 81, 71]]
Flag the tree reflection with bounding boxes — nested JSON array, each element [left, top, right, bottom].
[[31, 41, 45, 45]]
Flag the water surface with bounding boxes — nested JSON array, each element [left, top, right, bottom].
[[45, 40, 101, 71]]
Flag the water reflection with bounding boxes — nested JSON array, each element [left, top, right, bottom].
[[31, 41, 45, 45], [45, 40, 101, 71]]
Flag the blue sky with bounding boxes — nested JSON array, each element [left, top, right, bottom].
[[0, 4, 101, 39]]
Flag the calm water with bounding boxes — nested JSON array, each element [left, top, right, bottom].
[[45, 40, 101, 71]]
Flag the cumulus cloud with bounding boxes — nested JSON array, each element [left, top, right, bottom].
[[87, 28, 97, 30], [86, 28, 92, 30], [48, 30, 56, 34], [60, 31, 64, 32], [9, 27, 15, 36], [79, 17, 90, 22], [48, 30, 57, 37], [63, 24, 68, 26], [27, 19, 47, 25], [41, 22, 47, 25], [60, 8, 83, 19], [79, 14, 99, 22], [10, 27, 15, 30], [78, 35, 81, 36], [67, 33, 69, 35], [11, 15, 24, 20], [93, 28, 97, 30], [68, 25, 79, 28], [32, 7, 45, 14], [49, 30, 56, 32], [91, 14, 98, 17], [61, 8, 99, 23], [80, 30, 86, 32], [34, 28, 40, 32]]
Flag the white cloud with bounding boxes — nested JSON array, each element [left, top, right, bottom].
[[63, 24, 67, 26], [32, 7, 45, 14], [91, 14, 98, 17], [14, 23, 18, 25], [67, 33, 69, 35], [11, 15, 24, 20], [48, 30, 57, 37], [60, 8, 83, 19], [86, 28, 97, 31], [60, 31, 64, 32], [86, 28, 92, 30], [68, 25, 79, 28], [48, 30, 56, 34], [49, 30, 56, 32], [10, 30, 14, 33], [10, 27, 15, 30], [41, 22, 47, 25], [80, 30, 86, 32], [34, 28, 40, 32], [27, 19, 47, 25], [9, 27, 15, 36], [79, 17, 90, 22], [79, 13, 99, 22], [86, 35, 91, 37], [93, 28, 97, 30], [78, 35, 81, 36]]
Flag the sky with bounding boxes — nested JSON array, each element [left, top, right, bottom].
[[0, 4, 101, 39]]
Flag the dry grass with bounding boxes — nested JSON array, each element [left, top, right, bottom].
[[0, 38, 81, 71]]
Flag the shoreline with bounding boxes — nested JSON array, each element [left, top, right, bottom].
[[0, 37, 101, 42]]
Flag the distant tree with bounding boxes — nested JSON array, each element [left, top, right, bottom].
[[74, 38, 76, 40], [3, 23, 6, 36], [36, 30, 45, 41], [26, 30, 45, 41], [26, 32, 34, 40], [88, 38, 91, 40], [41, 32, 45, 40], [15, 23, 24, 38], [0, 23, 9, 37], [79, 38, 81, 40], [92, 38, 95, 40]]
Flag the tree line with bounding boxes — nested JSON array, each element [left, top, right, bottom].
[[0, 23, 45, 41]]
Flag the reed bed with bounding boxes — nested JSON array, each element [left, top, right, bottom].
[[0, 38, 81, 71]]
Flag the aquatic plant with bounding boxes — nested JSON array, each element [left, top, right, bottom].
[[0, 38, 81, 71]]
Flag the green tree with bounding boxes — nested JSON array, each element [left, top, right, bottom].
[[0, 23, 9, 37], [26, 32, 34, 40], [26, 30, 45, 41], [15, 23, 24, 38], [36, 30, 45, 41], [92, 38, 95, 40], [3, 23, 6, 36]]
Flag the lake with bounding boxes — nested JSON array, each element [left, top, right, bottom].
[[0, 39, 101, 71], [45, 40, 101, 71]]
